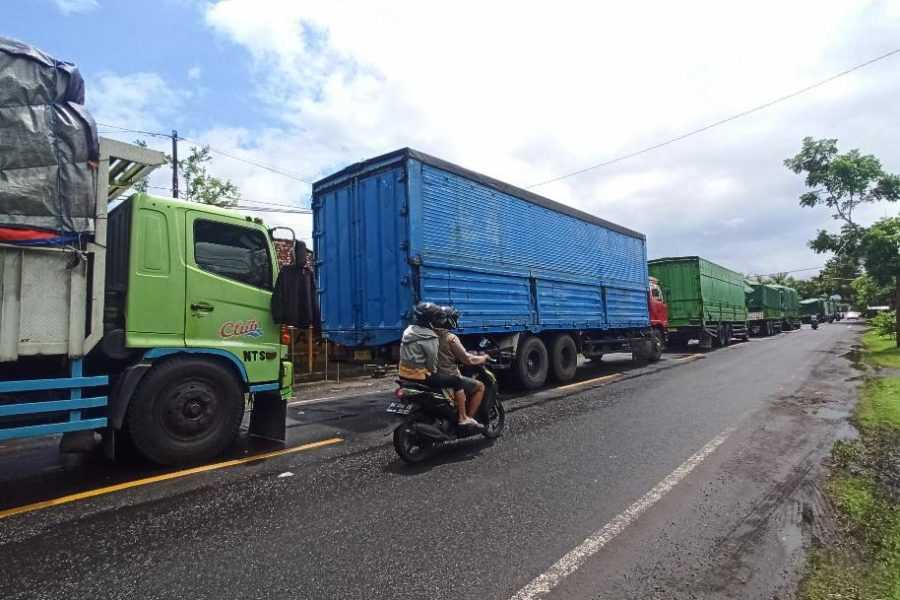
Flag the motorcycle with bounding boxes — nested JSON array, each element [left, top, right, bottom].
[[388, 359, 506, 464], [811, 315, 819, 330]]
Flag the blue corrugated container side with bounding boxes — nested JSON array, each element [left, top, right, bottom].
[[313, 149, 649, 348]]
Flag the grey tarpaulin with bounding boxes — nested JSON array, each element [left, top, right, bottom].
[[0, 36, 99, 233]]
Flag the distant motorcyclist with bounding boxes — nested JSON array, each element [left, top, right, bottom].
[[434, 307, 488, 423], [398, 302, 480, 427]]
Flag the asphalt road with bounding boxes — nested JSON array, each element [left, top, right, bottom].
[[0, 323, 863, 600]]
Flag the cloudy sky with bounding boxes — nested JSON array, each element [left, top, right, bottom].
[[8, 0, 900, 277]]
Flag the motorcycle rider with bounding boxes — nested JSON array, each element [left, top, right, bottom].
[[434, 306, 488, 423], [398, 302, 481, 427]]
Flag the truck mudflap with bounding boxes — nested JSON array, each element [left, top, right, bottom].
[[248, 390, 286, 442]]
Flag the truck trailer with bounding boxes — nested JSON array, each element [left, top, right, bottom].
[[648, 256, 748, 349], [772, 284, 802, 330], [0, 139, 295, 464], [745, 281, 785, 336], [312, 148, 667, 390], [800, 298, 826, 324]]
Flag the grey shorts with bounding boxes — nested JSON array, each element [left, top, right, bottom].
[[458, 376, 481, 395]]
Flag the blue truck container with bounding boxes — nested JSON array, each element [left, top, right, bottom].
[[312, 148, 660, 388]]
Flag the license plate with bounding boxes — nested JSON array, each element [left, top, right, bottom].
[[353, 350, 372, 361], [386, 401, 413, 415]]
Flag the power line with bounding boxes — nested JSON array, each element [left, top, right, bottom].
[[141, 185, 311, 214], [527, 46, 900, 189], [96, 123, 171, 139], [96, 122, 311, 185], [177, 136, 311, 184]]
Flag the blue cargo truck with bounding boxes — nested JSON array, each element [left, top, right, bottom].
[[312, 148, 662, 389]]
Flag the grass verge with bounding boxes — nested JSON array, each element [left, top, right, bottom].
[[799, 350, 900, 599], [862, 329, 900, 370]]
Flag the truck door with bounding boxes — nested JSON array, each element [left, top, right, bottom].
[[184, 212, 280, 383]]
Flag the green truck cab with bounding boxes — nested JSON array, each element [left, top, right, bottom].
[[1, 157, 296, 465], [107, 193, 294, 464], [121, 193, 289, 387]]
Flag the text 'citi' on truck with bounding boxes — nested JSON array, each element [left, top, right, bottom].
[[1, 38, 837, 465]]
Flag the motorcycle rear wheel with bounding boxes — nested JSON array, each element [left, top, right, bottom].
[[393, 422, 435, 464]]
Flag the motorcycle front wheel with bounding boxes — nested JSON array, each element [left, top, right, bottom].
[[393, 421, 435, 464], [482, 397, 506, 439]]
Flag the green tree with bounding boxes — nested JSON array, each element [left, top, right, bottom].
[[178, 145, 240, 207], [851, 274, 894, 310], [784, 137, 900, 229], [130, 139, 239, 207], [860, 217, 900, 345], [769, 272, 789, 285], [785, 137, 899, 319], [131, 139, 150, 194]]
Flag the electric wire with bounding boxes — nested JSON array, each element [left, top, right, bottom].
[[96, 122, 311, 185], [526, 47, 900, 188]]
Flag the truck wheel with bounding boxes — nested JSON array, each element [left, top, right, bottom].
[[126, 357, 245, 465], [648, 329, 663, 361], [700, 330, 714, 351], [720, 325, 731, 347], [549, 334, 578, 383], [514, 336, 549, 390]]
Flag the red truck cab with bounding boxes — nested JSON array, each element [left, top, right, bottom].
[[649, 276, 668, 331]]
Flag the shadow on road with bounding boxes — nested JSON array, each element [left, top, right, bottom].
[[382, 436, 499, 476]]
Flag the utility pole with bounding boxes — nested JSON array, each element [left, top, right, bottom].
[[171, 130, 179, 199]]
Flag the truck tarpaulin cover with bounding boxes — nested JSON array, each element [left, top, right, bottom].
[[0, 36, 99, 234]]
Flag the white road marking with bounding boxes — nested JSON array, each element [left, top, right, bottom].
[[509, 426, 736, 600], [277, 471, 294, 478], [287, 395, 340, 407]]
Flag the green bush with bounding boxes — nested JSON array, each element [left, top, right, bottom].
[[871, 311, 897, 340]]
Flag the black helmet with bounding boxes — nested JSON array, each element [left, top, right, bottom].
[[412, 302, 444, 328], [441, 306, 461, 329]]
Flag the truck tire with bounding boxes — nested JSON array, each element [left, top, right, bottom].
[[648, 329, 663, 361], [700, 329, 714, 351], [549, 334, 578, 383], [514, 336, 549, 390], [126, 357, 245, 465], [720, 324, 731, 347]]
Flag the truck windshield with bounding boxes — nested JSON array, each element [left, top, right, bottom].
[[194, 219, 272, 289]]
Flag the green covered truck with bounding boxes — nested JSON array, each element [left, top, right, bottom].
[[772, 284, 802, 330], [800, 298, 826, 324], [0, 139, 295, 465], [745, 281, 785, 336], [648, 256, 749, 350]]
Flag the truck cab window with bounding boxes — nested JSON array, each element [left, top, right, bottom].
[[194, 219, 272, 289]]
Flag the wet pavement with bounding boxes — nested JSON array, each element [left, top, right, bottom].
[[0, 323, 865, 599]]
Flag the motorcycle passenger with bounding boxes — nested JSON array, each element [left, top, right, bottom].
[[398, 302, 481, 427], [434, 307, 488, 423]]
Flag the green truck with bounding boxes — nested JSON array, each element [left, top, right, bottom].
[[800, 298, 827, 324], [648, 256, 749, 350], [773, 285, 803, 330], [745, 281, 785, 336], [0, 139, 295, 465]]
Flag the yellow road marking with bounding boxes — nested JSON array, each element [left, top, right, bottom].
[[0, 437, 343, 521], [676, 354, 704, 362], [555, 373, 623, 392]]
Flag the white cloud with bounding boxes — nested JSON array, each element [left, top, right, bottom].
[[93, 1, 900, 275], [53, 0, 100, 15], [89, 71, 187, 133], [187, 66, 202, 80]]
